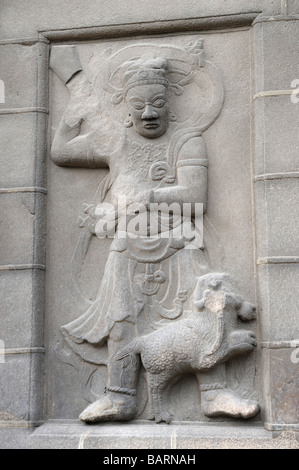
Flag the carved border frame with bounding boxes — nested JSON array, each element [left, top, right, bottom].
[[4, 10, 297, 434]]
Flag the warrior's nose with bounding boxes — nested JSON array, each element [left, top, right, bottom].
[[142, 104, 158, 120]]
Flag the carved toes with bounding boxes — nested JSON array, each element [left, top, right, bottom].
[[228, 330, 257, 354], [155, 411, 171, 424], [161, 411, 171, 424]]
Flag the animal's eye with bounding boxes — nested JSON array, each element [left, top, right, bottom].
[[153, 99, 165, 108], [132, 101, 144, 110]]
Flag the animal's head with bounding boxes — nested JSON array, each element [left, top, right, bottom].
[[192, 273, 256, 321]]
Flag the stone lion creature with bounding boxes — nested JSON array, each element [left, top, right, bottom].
[[115, 273, 259, 424]]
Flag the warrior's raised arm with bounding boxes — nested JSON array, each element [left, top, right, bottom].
[[51, 110, 108, 168], [50, 47, 113, 169]]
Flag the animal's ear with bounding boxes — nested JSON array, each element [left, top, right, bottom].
[[223, 292, 242, 308], [194, 299, 205, 310], [207, 279, 221, 289]]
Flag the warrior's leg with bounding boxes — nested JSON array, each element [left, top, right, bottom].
[[198, 364, 259, 419], [80, 322, 140, 423]]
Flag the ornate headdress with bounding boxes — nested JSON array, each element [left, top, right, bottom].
[[122, 58, 168, 96], [106, 45, 196, 104]]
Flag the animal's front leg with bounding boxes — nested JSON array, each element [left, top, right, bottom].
[[147, 374, 155, 421], [227, 329, 257, 357], [148, 373, 171, 424], [158, 382, 172, 424], [147, 374, 161, 422]]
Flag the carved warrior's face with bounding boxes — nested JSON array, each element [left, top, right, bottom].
[[126, 84, 169, 139]]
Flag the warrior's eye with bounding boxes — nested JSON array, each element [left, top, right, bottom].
[[153, 99, 165, 108], [132, 101, 145, 110]]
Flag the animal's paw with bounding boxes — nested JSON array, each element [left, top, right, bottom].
[[148, 412, 155, 421], [155, 411, 171, 424], [228, 329, 257, 355]]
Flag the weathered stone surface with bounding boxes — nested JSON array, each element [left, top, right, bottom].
[[255, 178, 299, 258], [253, 20, 299, 92], [287, 0, 299, 15], [258, 263, 299, 342], [0, 427, 32, 449], [0, 269, 45, 349], [0, 112, 47, 188], [0, 43, 40, 109], [0, 1, 280, 41], [0, 191, 46, 266], [261, 347, 299, 426], [173, 426, 299, 449], [0, 352, 44, 422], [254, 96, 299, 175], [25, 422, 298, 449], [0, 192, 34, 264], [0, 268, 44, 348]]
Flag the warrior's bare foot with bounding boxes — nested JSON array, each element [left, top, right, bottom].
[[79, 392, 137, 423], [201, 388, 259, 419]]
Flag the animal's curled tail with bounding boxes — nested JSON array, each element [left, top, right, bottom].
[[114, 338, 141, 361]]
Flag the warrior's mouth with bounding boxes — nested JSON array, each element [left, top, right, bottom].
[[143, 123, 159, 129]]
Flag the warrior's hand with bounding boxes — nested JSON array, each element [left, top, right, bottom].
[[77, 203, 97, 234]]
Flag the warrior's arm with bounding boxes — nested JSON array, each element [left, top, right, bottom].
[[151, 136, 208, 213], [51, 72, 110, 169], [51, 117, 109, 168]]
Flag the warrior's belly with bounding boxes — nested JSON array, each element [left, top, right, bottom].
[[111, 174, 154, 208]]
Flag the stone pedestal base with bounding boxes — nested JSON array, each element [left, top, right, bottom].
[[1, 421, 298, 449]]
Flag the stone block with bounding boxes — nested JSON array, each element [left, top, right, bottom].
[[0, 352, 44, 422], [257, 263, 299, 342], [27, 422, 299, 449], [261, 347, 299, 426], [0, 269, 45, 349], [0, 0, 280, 41], [288, 0, 299, 14], [254, 96, 299, 175], [253, 20, 299, 92], [255, 177, 299, 258], [174, 424, 299, 448], [0, 112, 47, 188], [0, 191, 46, 266], [0, 43, 40, 109], [0, 427, 32, 449]]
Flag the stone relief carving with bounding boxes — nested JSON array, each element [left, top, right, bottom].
[[115, 273, 257, 424], [50, 40, 259, 423]]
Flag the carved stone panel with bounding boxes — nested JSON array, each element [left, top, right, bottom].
[[46, 31, 259, 423]]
